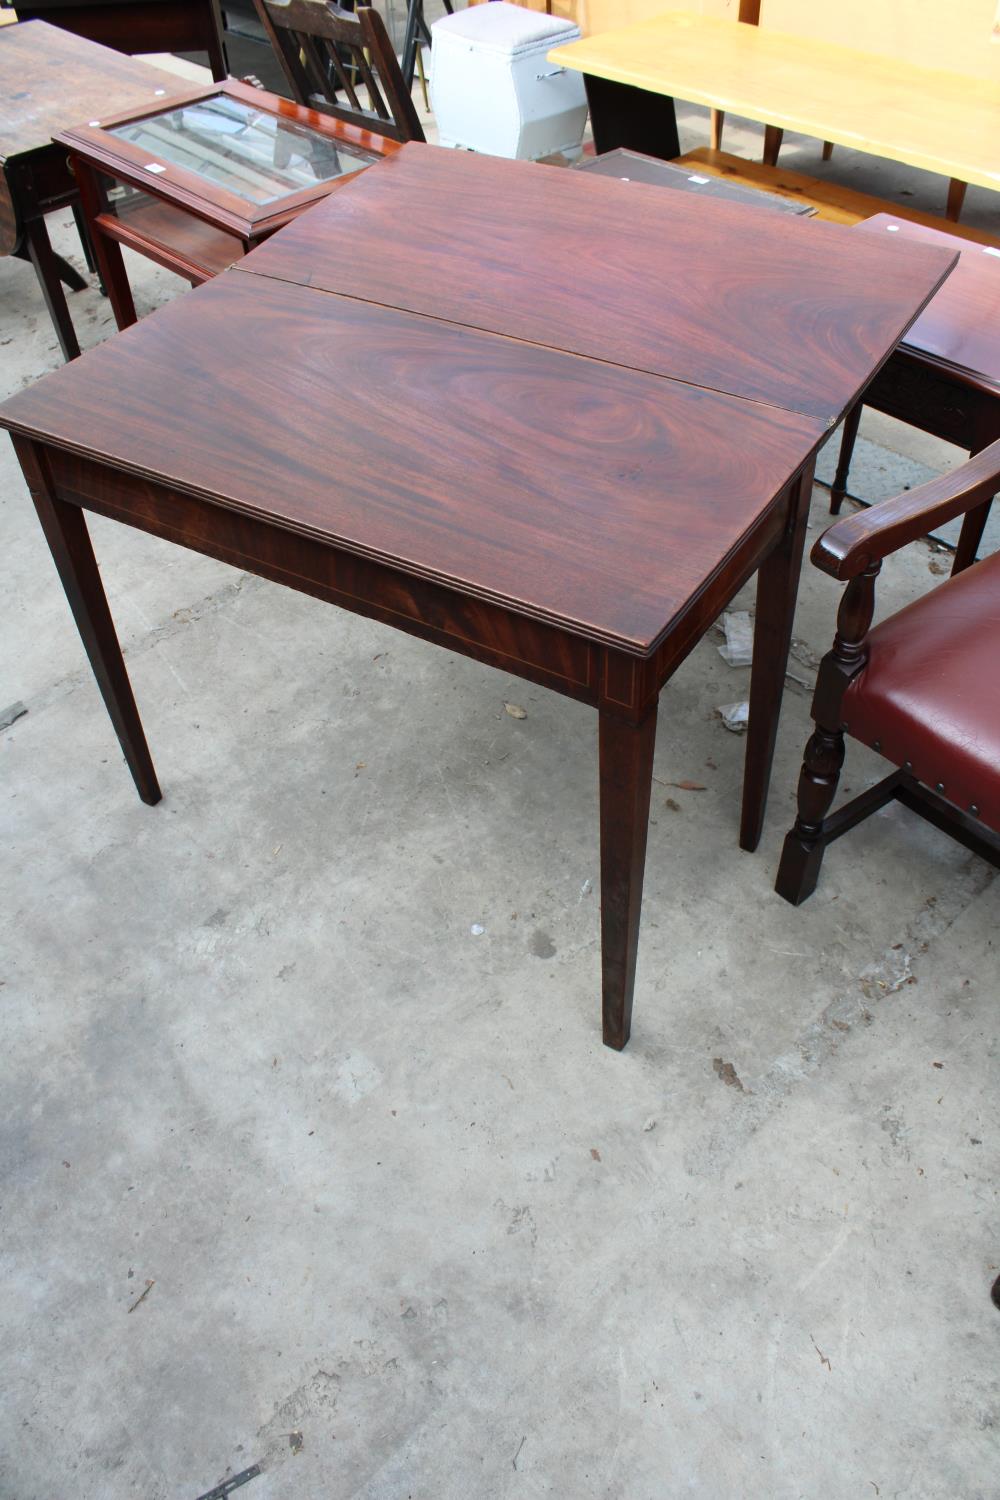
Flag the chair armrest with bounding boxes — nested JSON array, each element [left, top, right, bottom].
[[813, 436, 1000, 580]]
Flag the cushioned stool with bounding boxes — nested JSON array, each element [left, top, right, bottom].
[[776, 441, 1000, 904], [429, 1, 588, 160]]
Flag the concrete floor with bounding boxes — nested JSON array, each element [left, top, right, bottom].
[[1, 58, 998, 1500]]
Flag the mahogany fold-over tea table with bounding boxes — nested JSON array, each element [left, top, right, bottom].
[[0, 145, 953, 1049]]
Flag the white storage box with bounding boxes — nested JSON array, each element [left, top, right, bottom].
[[429, 2, 588, 161]]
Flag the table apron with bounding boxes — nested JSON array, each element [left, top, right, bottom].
[[38, 448, 807, 721], [865, 350, 994, 450], [645, 483, 794, 690], [7, 150, 77, 224], [43, 446, 605, 707]]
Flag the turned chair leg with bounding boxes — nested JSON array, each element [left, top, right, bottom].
[[821, 140, 834, 161], [763, 124, 783, 166], [776, 562, 881, 905], [830, 401, 863, 514], [774, 721, 846, 905]]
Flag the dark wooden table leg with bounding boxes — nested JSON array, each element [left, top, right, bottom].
[[740, 462, 814, 852], [953, 403, 1000, 574], [830, 399, 863, 514], [584, 74, 680, 159], [71, 200, 97, 275], [13, 438, 161, 806], [71, 158, 138, 330], [599, 703, 657, 1050], [953, 496, 994, 573], [22, 215, 82, 361]]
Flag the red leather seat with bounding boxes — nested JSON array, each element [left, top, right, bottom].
[[777, 436, 1000, 907], [842, 550, 1000, 834]]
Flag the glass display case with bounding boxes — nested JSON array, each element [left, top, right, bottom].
[[57, 79, 399, 325], [108, 91, 379, 206]]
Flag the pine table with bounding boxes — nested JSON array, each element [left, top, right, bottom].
[[549, 10, 1000, 217]]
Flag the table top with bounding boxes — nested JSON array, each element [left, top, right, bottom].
[[859, 214, 1000, 395], [549, 10, 1000, 195], [238, 144, 954, 426], [0, 147, 956, 657], [0, 20, 187, 165]]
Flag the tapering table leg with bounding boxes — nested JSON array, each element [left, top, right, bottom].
[[71, 158, 138, 331], [740, 462, 814, 852], [830, 400, 863, 514], [14, 439, 161, 806], [599, 704, 657, 1051], [23, 216, 82, 362], [71, 201, 97, 275], [953, 405, 1000, 574]]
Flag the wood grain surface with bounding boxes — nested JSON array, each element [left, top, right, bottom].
[[548, 10, 1000, 196], [0, 267, 827, 654], [857, 215, 1000, 395], [0, 20, 187, 161], [237, 143, 956, 424]]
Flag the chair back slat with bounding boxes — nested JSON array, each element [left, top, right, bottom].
[[350, 47, 392, 122], [300, 32, 339, 105], [326, 41, 365, 112]]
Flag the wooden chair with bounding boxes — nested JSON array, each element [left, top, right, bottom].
[[251, 0, 425, 143], [775, 442, 1000, 905]]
